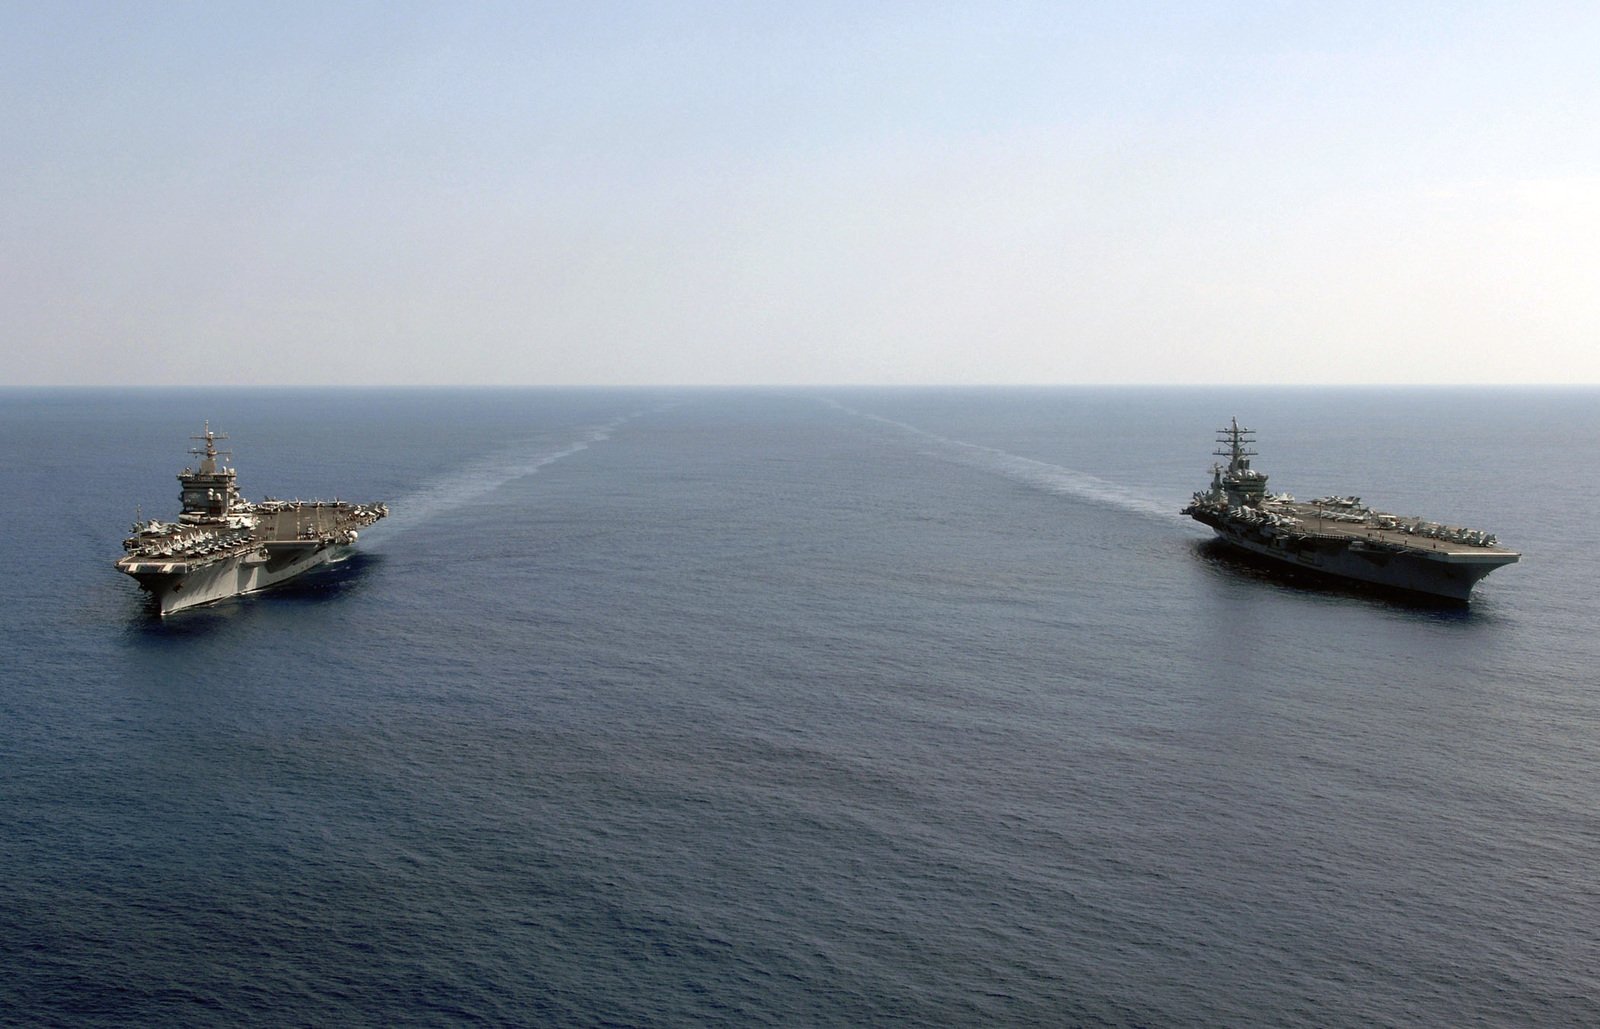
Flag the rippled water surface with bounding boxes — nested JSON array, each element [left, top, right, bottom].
[[1, 387, 1596, 1026]]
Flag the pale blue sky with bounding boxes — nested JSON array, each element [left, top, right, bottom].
[[5, 2, 1597, 385]]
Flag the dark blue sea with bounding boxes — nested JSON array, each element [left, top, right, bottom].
[[2, 387, 1596, 1027]]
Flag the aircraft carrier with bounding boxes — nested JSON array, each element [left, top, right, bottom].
[[1183, 419, 1518, 603], [117, 425, 387, 615]]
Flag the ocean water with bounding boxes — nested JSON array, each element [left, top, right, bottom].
[[1, 387, 1596, 1027]]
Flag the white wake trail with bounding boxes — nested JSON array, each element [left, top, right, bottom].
[[381, 410, 647, 535], [826, 399, 1173, 519]]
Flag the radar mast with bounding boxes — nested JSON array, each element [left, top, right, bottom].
[[1213, 417, 1268, 506], [189, 421, 232, 475]]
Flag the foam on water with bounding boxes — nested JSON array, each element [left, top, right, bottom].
[[826, 398, 1174, 519], [380, 410, 647, 534]]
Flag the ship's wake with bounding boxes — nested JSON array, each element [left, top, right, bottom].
[[380, 410, 649, 534], [823, 398, 1173, 519]]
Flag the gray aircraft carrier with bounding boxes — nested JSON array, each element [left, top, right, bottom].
[[117, 426, 387, 615], [1182, 419, 1518, 603]]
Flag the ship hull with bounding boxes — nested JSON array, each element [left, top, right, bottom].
[[1194, 514, 1511, 603], [124, 543, 351, 616]]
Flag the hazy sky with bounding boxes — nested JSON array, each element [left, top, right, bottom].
[[5, 2, 1597, 386]]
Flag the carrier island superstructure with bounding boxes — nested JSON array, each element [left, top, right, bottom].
[[1182, 419, 1518, 603], [117, 426, 387, 615]]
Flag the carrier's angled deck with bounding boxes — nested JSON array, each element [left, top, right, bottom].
[[1246, 499, 1516, 561], [116, 426, 387, 615], [1182, 419, 1518, 602]]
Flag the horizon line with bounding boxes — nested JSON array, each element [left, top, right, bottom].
[[3, 381, 1598, 392]]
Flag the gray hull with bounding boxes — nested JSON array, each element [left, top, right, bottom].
[[126, 543, 351, 615], [1205, 523, 1506, 602]]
